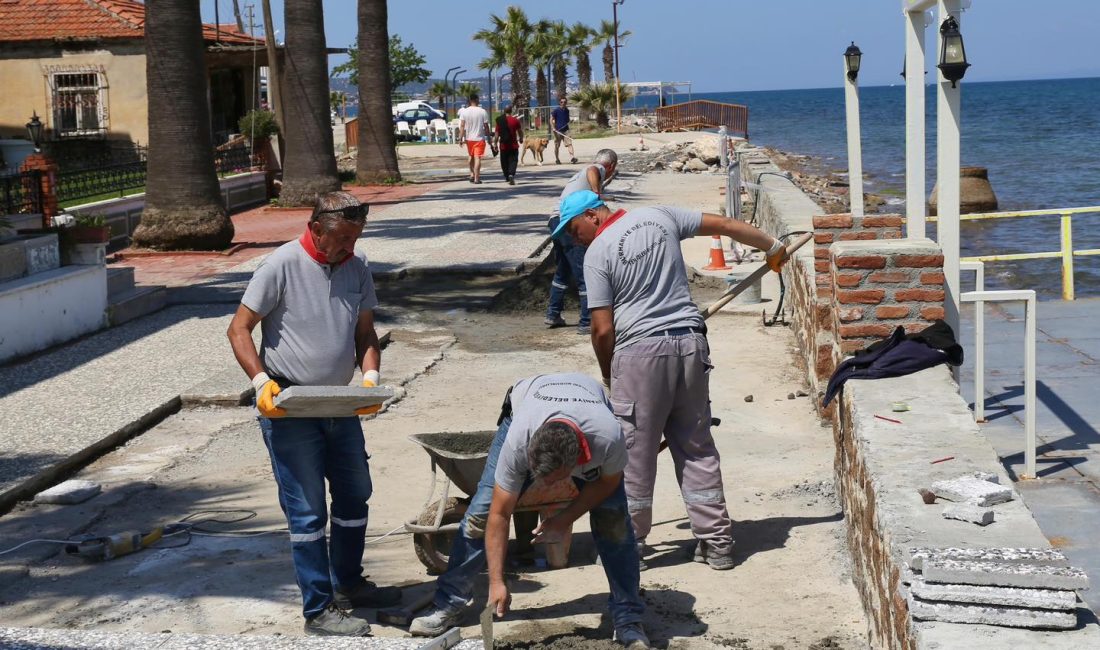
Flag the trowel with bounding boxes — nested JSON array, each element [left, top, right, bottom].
[[480, 603, 495, 649]]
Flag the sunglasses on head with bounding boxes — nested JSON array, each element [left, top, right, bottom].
[[316, 203, 369, 221]]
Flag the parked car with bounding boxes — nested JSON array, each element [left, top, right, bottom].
[[392, 101, 443, 117], [394, 106, 445, 126]]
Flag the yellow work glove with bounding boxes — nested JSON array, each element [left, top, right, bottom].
[[356, 370, 383, 416], [765, 238, 788, 273], [253, 372, 286, 418]]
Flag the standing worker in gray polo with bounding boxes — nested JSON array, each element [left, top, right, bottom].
[[227, 191, 401, 637], [554, 190, 788, 570]]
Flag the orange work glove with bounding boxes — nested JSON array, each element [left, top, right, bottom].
[[765, 238, 788, 273], [253, 372, 286, 418], [356, 370, 383, 416]]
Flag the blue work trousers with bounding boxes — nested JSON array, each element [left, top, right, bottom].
[[433, 416, 644, 628], [259, 415, 373, 619], [545, 226, 590, 327]]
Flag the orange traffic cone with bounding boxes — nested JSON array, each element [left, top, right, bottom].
[[703, 235, 730, 270]]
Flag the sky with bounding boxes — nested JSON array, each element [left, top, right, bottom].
[[200, 1, 1100, 92]]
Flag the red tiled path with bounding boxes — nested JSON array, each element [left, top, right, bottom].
[[111, 184, 432, 288]]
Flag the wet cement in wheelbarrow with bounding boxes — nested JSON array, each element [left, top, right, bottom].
[[416, 431, 496, 455]]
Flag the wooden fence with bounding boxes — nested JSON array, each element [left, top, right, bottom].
[[656, 100, 749, 138], [345, 117, 359, 150]]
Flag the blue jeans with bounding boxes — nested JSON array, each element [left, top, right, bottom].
[[546, 221, 589, 327], [433, 417, 644, 628], [259, 415, 373, 619]]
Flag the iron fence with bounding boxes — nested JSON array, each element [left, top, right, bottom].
[[0, 171, 43, 216], [55, 159, 147, 206], [214, 145, 252, 176]]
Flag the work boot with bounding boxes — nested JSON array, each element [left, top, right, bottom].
[[508, 176, 516, 185], [615, 623, 651, 649], [303, 603, 371, 636], [334, 579, 402, 609], [576, 324, 591, 335], [570, 157, 578, 164], [693, 540, 735, 570], [637, 541, 649, 572], [544, 315, 567, 328], [409, 605, 464, 637]]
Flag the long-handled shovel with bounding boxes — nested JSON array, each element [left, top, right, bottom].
[[699, 232, 813, 320]]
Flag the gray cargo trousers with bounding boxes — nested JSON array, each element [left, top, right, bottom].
[[609, 331, 734, 554]]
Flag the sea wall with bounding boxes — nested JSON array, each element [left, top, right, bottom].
[[737, 146, 1100, 648]]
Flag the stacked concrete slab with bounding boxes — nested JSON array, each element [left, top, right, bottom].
[[907, 547, 1088, 630]]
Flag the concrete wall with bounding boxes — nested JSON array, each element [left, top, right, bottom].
[[0, 41, 149, 145], [739, 145, 1100, 648], [67, 171, 268, 248], [0, 264, 107, 364]]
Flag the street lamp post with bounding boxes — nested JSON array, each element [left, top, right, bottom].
[[444, 66, 461, 117], [937, 16, 970, 87], [25, 112, 44, 152], [452, 69, 467, 116], [487, 65, 498, 125], [612, 0, 624, 133], [843, 42, 864, 218]]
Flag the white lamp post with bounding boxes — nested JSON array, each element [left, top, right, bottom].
[[843, 42, 864, 218]]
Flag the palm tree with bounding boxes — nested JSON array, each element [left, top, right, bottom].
[[567, 22, 596, 91], [428, 80, 452, 112], [477, 37, 508, 115], [133, 0, 233, 250], [356, 0, 399, 184], [475, 6, 533, 112], [572, 82, 633, 129], [457, 81, 482, 101], [596, 19, 631, 83], [548, 22, 571, 103], [280, 0, 340, 205], [528, 19, 560, 110]]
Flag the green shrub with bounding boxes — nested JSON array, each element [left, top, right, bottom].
[[238, 109, 280, 142], [74, 213, 106, 228]]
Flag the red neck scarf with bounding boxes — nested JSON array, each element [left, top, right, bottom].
[[547, 418, 593, 465], [594, 209, 628, 238], [299, 227, 351, 266]]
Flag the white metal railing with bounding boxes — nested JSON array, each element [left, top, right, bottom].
[[960, 260, 1038, 479]]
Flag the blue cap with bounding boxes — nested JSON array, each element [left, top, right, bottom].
[[553, 190, 605, 239]]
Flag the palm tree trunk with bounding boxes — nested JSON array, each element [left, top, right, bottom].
[[553, 59, 568, 103], [355, 0, 400, 184], [512, 47, 531, 113], [535, 68, 548, 110], [280, 0, 340, 206], [602, 44, 614, 83], [577, 54, 592, 90], [133, 0, 233, 251]]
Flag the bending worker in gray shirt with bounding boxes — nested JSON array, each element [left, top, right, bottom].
[[411, 372, 649, 649], [553, 190, 787, 571]]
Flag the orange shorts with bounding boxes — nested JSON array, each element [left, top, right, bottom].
[[466, 140, 486, 158]]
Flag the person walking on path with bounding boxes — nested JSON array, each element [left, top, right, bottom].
[[551, 97, 578, 164], [457, 94, 490, 184], [554, 190, 787, 571], [492, 105, 524, 185], [226, 191, 401, 637], [410, 372, 650, 649], [545, 149, 619, 334]]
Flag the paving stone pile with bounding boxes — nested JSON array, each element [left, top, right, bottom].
[[929, 474, 1016, 526], [906, 547, 1089, 630]]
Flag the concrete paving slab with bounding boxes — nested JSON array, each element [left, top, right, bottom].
[[943, 503, 995, 526], [908, 596, 1078, 629], [32, 479, 101, 505], [930, 476, 1015, 506], [923, 559, 1089, 590], [909, 547, 1069, 571], [910, 576, 1077, 610], [273, 386, 395, 418]]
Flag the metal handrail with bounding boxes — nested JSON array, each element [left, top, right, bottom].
[[929, 206, 1100, 300], [960, 260, 1038, 479]]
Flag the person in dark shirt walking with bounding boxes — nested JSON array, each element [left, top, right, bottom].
[[492, 105, 524, 185], [551, 97, 577, 165]]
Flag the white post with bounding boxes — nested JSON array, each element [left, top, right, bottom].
[[961, 261, 985, 421], [905, 10, 927, 237], [1024, 293, 1037, 479], [843, 61, 864, 218], [936, 0, 963, 337]]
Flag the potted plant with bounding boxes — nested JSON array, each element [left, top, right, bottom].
[[69, 213, 110, 244]]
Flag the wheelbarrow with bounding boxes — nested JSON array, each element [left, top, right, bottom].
[[405, 431, 579, 574]]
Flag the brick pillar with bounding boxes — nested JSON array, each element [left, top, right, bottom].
[[18, 152, 59, 229], [829, 238, 945, 355]]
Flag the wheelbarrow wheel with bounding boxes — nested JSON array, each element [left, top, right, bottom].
[[413, 497, 468, 575]]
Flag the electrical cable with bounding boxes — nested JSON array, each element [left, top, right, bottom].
[[764, 230, 812, 327], [748, 171, 801, 226]]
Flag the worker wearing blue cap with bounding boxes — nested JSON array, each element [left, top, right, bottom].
[[556, 189, 787, 572]]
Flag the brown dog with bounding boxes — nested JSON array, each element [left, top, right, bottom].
[[520, 136, 550, 166]]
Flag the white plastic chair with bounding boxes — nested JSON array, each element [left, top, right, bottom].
[[430, 119, 449, 142], [414, 119, 430, 139], [448, 119, 462, 143], [395, 121, 411, 140]]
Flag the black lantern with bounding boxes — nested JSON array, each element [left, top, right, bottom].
[[25, 112, 43, 151], [844, 42, 862, 82], [937, 16, 970, 87]]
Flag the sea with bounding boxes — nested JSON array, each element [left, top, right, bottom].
[[626, 77, 1100, 298]]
